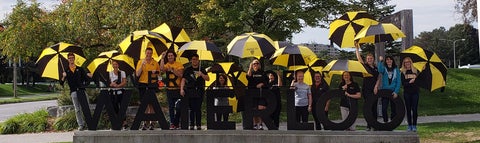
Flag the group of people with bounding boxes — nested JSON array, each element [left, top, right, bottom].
[[61, 43, 420, 132]]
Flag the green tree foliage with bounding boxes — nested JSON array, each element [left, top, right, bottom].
[[0, 0, 54, 61], [414, 24, 479, 67]]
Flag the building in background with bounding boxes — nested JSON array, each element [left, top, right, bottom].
[[299, 43, 340, 58]]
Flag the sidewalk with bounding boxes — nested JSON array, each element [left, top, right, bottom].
[[1, 113, 479, 143]]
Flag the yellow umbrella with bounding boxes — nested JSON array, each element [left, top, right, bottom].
[[270, 44, 317, 68], [151, 23, 191, 52], [322, 60, 372, 77], [288, 58, 330, 85], [36, 42, 86, 80], [354, 23, 406, 44], [87, 50, 135, 82], [177, 40, 224, 61], [227, 32, 277, 58], [119, 30, 168, 62], [329, 11, 378, 48]]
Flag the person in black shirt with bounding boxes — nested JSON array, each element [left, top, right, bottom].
[[355, 42, 380, 131], [401, 57, 420, 132], [247, 59, 268, 130], [266, 70, 282, 128], [338, 71, 361, 131], [311, 72, 329, 130], [61, 52, 92, 131], [180, 54, 209, 130]]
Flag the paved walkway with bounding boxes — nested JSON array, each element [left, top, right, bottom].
[[0, 113, 479, 143]]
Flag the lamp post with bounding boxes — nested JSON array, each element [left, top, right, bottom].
[[453, 39, 466, 68]]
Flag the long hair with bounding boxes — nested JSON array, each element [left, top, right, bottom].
[[340, 71, 354, 86], [215, 73, 228, 87], [400, 57, 417, 75], [383, 56, 397, 69]]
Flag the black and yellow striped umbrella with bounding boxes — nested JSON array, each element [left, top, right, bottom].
[[152, 23, 191, 52], [270, 44, 317, 68], [322, 60, 372, 77], [87, 50, 135, 82], [36, 42, 86, 80], [227, 32, 277, 58], [354, 23, 405, 44], [177, 40, 224, 61], [119, 30, 168, 62], [400, 46, 447, 92], [329, 11, 378, 48], [289, 58, 330, 85]]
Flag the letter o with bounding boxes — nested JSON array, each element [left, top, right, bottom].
[[363, 89, 405, 131], [316, 89, 358, 130]]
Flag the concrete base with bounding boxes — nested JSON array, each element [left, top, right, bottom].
[[74, 130, 419, 143]]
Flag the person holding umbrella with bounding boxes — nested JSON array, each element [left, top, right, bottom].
[[266, 70, 282, 128], [247, 59, 268, 130], [311, 71, 329, 130], [355, 42, 380, 131], [136, 47, 161, 130], [108, 60, 128, 130], [61, 52, 93, 131], [377, 56, 401, 123], [180, 53, 210, 130], [401, 57, 420, 132], [338, 71, 361, 131], [160, 50, 184, 129]]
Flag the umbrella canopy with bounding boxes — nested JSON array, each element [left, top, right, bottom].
[[354, 23, 406, 44], [87, 50, 135, 82], [322, 60, 372, 77], [328, 11, 378, 48], [119, 30, 168, 61], [36, 42, 86, 80], [151, 23, 191, 52], [177, 40, 224, 61], [400, 46, 447, 92], [288, 58, 330, 85], [270, 44, 317, 68], [227, 32, 277, 58], [274, 41, 290, 49], [206, 62, 247, 86]]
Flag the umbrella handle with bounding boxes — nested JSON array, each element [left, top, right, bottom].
[[59, 57, 65, 76]]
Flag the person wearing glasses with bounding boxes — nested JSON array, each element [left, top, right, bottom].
[[247, 59, 268, 130], [401, 57, 421, 132]]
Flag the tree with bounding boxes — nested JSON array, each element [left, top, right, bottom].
[[455, 0, 477, 24]]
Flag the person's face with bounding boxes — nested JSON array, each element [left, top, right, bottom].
[[268, 74, 275, 81], [252, 61, 260, 70], [191, 56, 199, 67], [145, 50, 153, 59], [296, 72, 304, 81], [314, 73, 322, 82], [403, 58, 412, 69], [167, 53, 175, 62], [386, 57, 393, 67], [366, 55, 374, 65], [342, 72, 351, 81], [68, 55, 75, 64], [112, 61, 119, 70], [219, 76, 226, 85]]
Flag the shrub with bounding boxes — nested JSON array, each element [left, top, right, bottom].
[[0, 110, 48, 134], [53, 110, 78, 131]]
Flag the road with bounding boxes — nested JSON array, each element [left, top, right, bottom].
[[0, 100, 57, 122]]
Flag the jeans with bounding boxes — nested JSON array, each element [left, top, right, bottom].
[[167, 90, 180, 125], [404, 92, 419, 125], [189, 97, 203, 126], [71, 91, 89, 128]]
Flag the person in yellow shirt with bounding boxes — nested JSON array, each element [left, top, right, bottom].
[[160, 50, 184, 129], [136, 47, 160, 130]]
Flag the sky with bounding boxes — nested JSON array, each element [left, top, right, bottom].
[[0, 0, 472, 45]]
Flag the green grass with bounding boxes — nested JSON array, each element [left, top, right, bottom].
[[0, 84, 53, 97], [416, 121, 480, 143]]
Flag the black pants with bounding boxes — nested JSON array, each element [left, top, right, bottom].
[[189, 96, 203, 126], [382, 97, 396, 122], [109, 90, 123, 113], [270, 90, 281, 127], [404, 92, 419, 125], [295, 106, 309, 123], [363, 91, 378, 128]]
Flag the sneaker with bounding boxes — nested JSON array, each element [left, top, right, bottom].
[[148, 125, 155, 130], [407, 125, 412, 132], [412, 126, 417, 132], [190, 126, 195, 130], [253, 125, 258, 130], [258, 125, 264, 130], [170, 124, 176, 130], [197, 126, 202, 130], [122, 125, 129, 131], [78, 126, 85, 131]]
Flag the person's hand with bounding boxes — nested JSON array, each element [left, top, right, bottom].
[[62, 72, 67, 78], [256, 83, 263, 88], [110, 82, 116, 87], [409, 78, 415, 84], [374, 87, 378, 95], [342, 85, 347, 90], [345, 91, 349, 97], [392, 93, 398, 99], [379, 56, 384, 61], [87, 73, 92, 78], [308, 106, 312, 112], [180, 89, 185, 96], [258, 105, 266, 110]]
